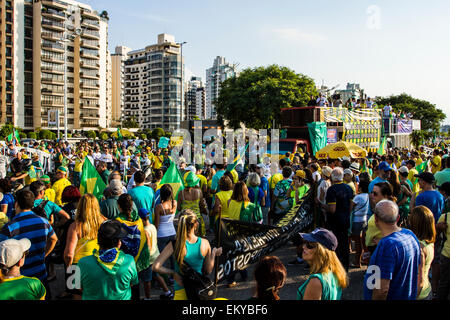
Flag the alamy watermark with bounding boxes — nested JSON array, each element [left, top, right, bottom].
[[170, 121, 281, 176]]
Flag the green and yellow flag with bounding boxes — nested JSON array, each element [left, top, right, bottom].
[[7, 128, 21, 146], [226, 143, 249, 172], [414, 160, 429, 185], [377, 136, 387, 156], [80, 158, 106, 202], [157, 160, 185, 201], [117, 127, 123, 141]]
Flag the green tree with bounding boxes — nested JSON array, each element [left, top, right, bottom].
[[86, 130, 97, 139], [152, 127, 165, 140], [140, 133, 147, 140], [216, 64, 318, 129], [100, 132, 109, 140], [165, 131, 172, 138], [376, 93, 446, 133], [19, 132, 27, 140], [122, 116, 139, 128], [27, 132, 37, 139], [0, 124, 14, 139], [39, 129, 53, 140]]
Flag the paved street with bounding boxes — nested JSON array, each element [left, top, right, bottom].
[[49, 241, 367, 300]]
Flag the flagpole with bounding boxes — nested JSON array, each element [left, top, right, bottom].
[[214, 209, 223, 286]]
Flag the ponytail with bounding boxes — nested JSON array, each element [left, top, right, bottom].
[[0, 264, 8, 284], [117, 194, 134, 221], [173, 209, 198, 271]]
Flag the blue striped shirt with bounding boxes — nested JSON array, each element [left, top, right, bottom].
[[0, 211, 55, 281]]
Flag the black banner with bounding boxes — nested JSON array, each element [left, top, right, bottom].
[[213, 191, 314, 281]]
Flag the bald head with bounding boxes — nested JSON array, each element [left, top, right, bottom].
[[374, 200, 399, 224]]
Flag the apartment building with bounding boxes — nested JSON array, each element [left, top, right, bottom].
[[205, 56, 237, 120], [185, 76, 205, 120], [0, 0, 110, 131], [123, 33, 184, 132], [111, 45, 130, 127]]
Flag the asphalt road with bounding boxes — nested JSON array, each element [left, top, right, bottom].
[[49, 241, 367, 300]]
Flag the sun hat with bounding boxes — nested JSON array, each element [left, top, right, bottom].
[[184, 171, 200, 188], [343, 169, 353, 176], [299, 228, 338, 251], [349, 162, 360, 172], [321, 166, 332, 178], [0, 238, 31, 268]]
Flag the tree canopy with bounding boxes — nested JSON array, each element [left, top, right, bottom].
[[376, 93, 446, 133], [216, 65, 318, 129]]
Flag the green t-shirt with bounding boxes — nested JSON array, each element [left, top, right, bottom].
[[100, 169, 111, 185], [34, 199, 62, 220], [78, 250, 139, 300], [297, 272, 342, 300], [0, 276, 46, 300]]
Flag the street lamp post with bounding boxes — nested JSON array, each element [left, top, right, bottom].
[[179, 41, 187, 126]]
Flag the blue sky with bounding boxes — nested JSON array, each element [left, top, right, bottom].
[[84, 0, 450, 124]]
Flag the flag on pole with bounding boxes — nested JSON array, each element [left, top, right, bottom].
[[7, 128, 21, 146], [227, 143, 249, 172], [117, 127, 123, 141], [79, 157, 107, 202], [156, 160, 185, 201], [414, 160, 429, 185], [377, 136, 387, 156]]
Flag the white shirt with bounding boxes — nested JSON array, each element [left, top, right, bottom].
[[93, 152, 102, 161], [317, 179, 331, 205], [100, 153, 113, 163], [312, 171, 321, 183], [316, 97, 326, 106], [119, 155, 129, 171]]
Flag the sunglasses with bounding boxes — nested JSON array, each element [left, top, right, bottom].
[[303, 241, 317, 250]]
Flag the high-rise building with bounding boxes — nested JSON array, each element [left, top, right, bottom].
[[0, 0, 109, 131], [205, 56, 237, 120], [111, 45, 131, 127], [185, 76, 205, 120], [123, 34, 184, 131]]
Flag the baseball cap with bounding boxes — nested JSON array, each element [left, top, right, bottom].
[[0, 238, 31, 268], [184, 171, 200, 188], [185, 165, 196, 175], [338, 156, 350, 162], [378, 161, 393, 172], [398, 166, 409, 174], [414, 172, 435, 184], [343, 168, 353, 176], [256, 163, 265, 169], [299, 228, 338, 251], [321, 166, 332, 178], [98, 220, 128, 243], [138, 208, 150, 220]]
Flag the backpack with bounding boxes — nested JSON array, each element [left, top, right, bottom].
[[239, 201, 262, 223], [32, 200, 49, 219]]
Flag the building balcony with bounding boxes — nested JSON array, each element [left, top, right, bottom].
[[41, 88, 64, 96], [41, 78, 64, 85], [41, 42, 65, 53], [80, 61, 100, 69], [81, 30, 100, 40], [42, 10, 66, 21], [41, 54, 64, 64], [80, 51, 100, 60], [41, 31, 63, 41], [80, 72, 100, 79], [81, 20, 100, 30], [81, 9, 100, 20], [81, 40, 100, 50], [80, 92, 100, 98], [42, 100, 64, 107], [42, 0, 67, 11], [80, 103, 100, 109], [80, 82, 100, 89], [41, 66, 64, 74], [41, 19, 65, 32]]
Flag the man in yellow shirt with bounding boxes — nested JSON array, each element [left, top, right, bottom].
[[152, 149, 163, 170], [73, 152, 84, 187], [40, 175, 56, 202], [431, 149, 442, 175], [406, 160, 420, 193], [52, 166, 71, 206]]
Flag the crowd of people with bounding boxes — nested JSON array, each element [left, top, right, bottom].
[[0, 137, 449, 301]]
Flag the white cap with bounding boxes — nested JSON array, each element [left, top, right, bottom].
[[0, 238, 31, 268], [321, 166, 333, 178], [398, 166, 409, 174], [185, 165, 196, 174], [256, 163, 265, 168], [339, 156, 351, 162], [344, 168, 353, 176]]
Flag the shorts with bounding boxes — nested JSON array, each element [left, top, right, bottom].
[[138, 265, 153, 282], [351, 222, 367, 236]]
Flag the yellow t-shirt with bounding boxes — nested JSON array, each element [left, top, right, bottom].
[[153, 155, 163, 169], [438, 213, 450, 259], [215, 190, 233, 221], [0, 212, 8, 229], [230, 169, 239, 184], [224, 200, 250, 221], [52, 178, 72, 206], [365, 215, 382, 247], [432, 156, 442, 174], [44, 188, 56, 203], [269, 173, 283, 190], [407, 169, 420, 193], [416, 158, 423, 166], [197, 174, 207, 191], [74, 158, 84, 172]]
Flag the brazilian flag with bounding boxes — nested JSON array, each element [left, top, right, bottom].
[[227, 143, 249, 172], [156, 160, 185, 201], [80, 157, 106, 202], [117, 126, 123, 141], [377, 136, 387, 156], [414, 160, 429, 185], [7, 128, 21, 146]]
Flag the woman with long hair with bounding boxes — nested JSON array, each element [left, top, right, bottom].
[[154, 184, 177, 256], [388, 170, 402, 200], [297, 228, 348, 300], [408, 206, 436, 300], [63, 194, 106, 299], [252, 256, 287, 300], [212, 175, 234, 228], [152, 209, 222, 300]]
